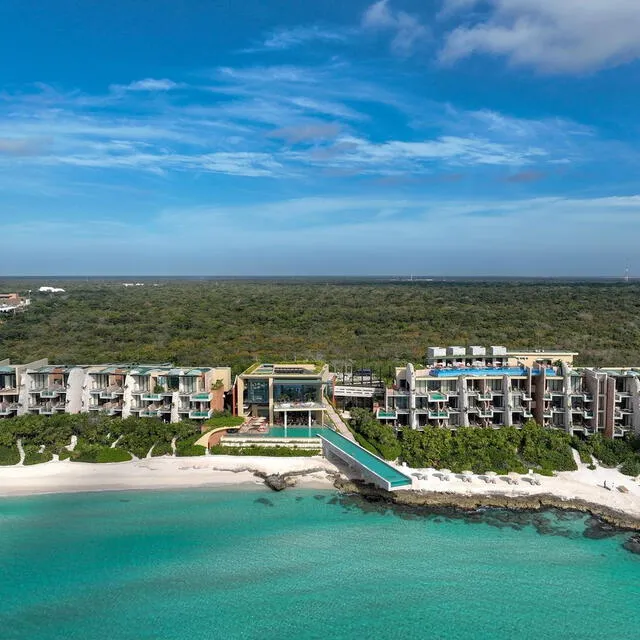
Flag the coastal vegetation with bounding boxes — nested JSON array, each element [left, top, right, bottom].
[[399, 419, 577, 474], [209, 445, 320, 456], [0, 414, 204, 463], [2, 279, 640, 373], [571, 434, 640, 476]]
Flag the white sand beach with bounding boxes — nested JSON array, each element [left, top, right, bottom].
[[0, 455, 338, 497], [2, 454, 640, 524], [404, 459, 640, 520]]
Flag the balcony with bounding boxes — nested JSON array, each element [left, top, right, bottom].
[[543, 392, 552, 400], [0, 402, 18, 415], [521, 393, 532, 401], [522, 409, 533, 417], [583, 411, 594, 419], [38, 402, 65, 415], [189, 410, 211, 420], [477, 392, 492, 401], [190, 392, 212, 401], [543, 410, 553, 418], [141, 393, 163, 401], [477, 407, 494, 417], [141, 410, 160, 418], [428, 410, 449, 419], [159, 404, 173, 413], [428, 392, 447, 402], [0, 387, 18, 395]]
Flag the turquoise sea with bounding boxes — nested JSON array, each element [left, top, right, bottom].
[[1, 488, 639, 640]]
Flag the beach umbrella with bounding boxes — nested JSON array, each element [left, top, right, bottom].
[[531, 473, 542, 485], [440, 468, 452, 475], [462, 470, 473, 483], [485, 471, 498, 483]]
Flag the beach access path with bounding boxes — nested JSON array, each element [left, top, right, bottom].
[[323, 400, 356, 442]]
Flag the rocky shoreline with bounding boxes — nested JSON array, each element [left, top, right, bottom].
[[330, 477, 640, 532]]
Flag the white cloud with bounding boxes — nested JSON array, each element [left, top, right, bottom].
[[260, 25, 349, 50], [111, 78, 180, 92], [297, 133, 547, 172], [362, 0, 429, 55], [439, 0, 640, 73]]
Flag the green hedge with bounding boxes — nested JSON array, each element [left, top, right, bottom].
[[209, 445, 319, 457], [204, 415, 244, 429], [175, 434, 206, 457], [23, 445, 53, 465], [71, 444, 132, 463], [0, 445, 20, 465]]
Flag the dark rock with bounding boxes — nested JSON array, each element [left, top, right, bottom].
[[255, 497, 274, 507], [263, 474, 297, 491], [583, 518, 618, 540], [623, 534, 640, 554]]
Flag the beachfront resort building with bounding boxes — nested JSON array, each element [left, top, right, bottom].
[[382, 346, 640, 438], [0, 360, 231, 423], [235, 363, 331, 427]]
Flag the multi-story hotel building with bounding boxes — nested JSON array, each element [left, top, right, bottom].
[[0, 360, 231, 422], [382, 346, 639, 438], [235, 363, 331, 426]]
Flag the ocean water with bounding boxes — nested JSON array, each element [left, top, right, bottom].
[[1, 489, 639, 640]]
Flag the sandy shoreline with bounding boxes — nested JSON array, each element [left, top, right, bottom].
[[0, 455, 338, 497], [2, 455, 640, 530]]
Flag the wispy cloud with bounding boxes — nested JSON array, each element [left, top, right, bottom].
[[0, 59, 616, 189], [254, 25, 350, 51], [111, 78, 181, 92], [362, 0, 429, 55], [439, 0, 640, 73]]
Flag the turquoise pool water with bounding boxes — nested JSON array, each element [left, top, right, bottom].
[[1, 489, 639, 640], [266, 426, 329, 438], [319, 428, 412, 487]]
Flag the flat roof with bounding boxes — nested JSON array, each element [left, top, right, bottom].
[[242, 362, 325, 376]]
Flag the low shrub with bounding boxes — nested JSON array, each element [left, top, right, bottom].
[[0, 445, 20, 465], [209, 445, 319, 457], [152, 441, 172, 457], [175, 434, 206, 457], [23, 445, 53, 465], [72, 444, 131, 463]]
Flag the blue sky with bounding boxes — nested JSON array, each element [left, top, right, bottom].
[[2, 0, 640, 276]]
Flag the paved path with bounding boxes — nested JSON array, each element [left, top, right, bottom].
[[323, 400, 356, 442]]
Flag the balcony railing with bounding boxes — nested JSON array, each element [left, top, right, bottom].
[[477, 407, 494, 417], [428, 392, 447, 402], [141, 393, 163, 401], [190, 392, 211, 401], [477, 392, 492, 400], [189, 410, 211, 419], [428, 410, 449, 419], [0, 403, 18, 415]]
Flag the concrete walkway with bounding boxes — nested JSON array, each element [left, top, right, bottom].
[[323, 400, 356, 442]]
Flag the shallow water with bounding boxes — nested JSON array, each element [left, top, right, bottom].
[[0, 489, 639, 640]]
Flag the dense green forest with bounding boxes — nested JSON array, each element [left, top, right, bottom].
[[2, 279, 640, 374]]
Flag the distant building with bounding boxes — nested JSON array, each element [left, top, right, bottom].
[[38, 286, 65, 293], [0, 293, 30, 314], [236, 363, 330, 426]]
